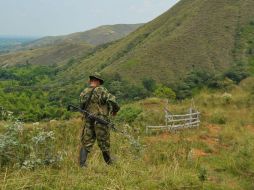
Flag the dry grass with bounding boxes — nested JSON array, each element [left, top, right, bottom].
[[1, 83, 254, 189]]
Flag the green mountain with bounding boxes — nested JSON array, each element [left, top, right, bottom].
[[1, 0, 254, 122], [23, 24, 143, 48], [0, 42, 92, 66], [0, 24, 142, 66], [61, 0, 254, 85]]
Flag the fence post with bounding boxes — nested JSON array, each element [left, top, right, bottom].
[[189, 108, 193, 127], [197, 112, 200, 127], [165, 109, 168, 128]]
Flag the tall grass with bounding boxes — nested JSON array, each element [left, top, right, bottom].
[[1, 83, 254, 189]]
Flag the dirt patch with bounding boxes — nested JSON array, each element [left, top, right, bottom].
[[191, 148, 209, 157], [199, 135, 219, 146], [208, 176, 223, 184], [186, 136, 198, 142], [200, 125, 233, 152], [143, 154, 150, 163], [206, 124, 221, 136], [246, 125, 254, 134], [160, 132, 171, 140]]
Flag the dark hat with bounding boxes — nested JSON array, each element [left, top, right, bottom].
[[89, 72, 104, 84]]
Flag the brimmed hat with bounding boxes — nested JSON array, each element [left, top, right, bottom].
[[89, 72, 104, 84]]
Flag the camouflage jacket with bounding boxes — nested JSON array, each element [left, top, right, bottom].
[[80, 86, 120, 117]]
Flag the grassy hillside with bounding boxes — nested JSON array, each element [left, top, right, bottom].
[[0, 42, 92, 67], [22, 24, 143, 48], [60, 0, 254, 85], [0, 24, 142, 67], [1, 81, 254, 189]]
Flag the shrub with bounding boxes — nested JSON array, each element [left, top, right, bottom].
[[221, 93, 233, 104], [0, 115, 64, 169], [108, 81, 124, 98], [142, 78, 156, 92], [175, 83, 192, 99], [154, 85, 176, 100], [104, 75, 149, 102], [115, 106, 142, 123], [125, 84, 149, 100], [224, 64, 250, 84], [219, 78, 235, 90]]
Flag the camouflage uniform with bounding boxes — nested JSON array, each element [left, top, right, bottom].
[[80, 86, 119, 153]]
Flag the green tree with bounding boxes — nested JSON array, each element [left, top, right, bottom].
[[224, 64, 250, 84], [154, 85, 176, 100], [142, 78, 156, 92]]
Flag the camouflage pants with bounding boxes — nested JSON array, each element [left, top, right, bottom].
[[81, 118, 110, 152]]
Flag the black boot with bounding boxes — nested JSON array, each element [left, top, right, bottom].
[[102, 151, 113, 165], [80, 147, 89, 167]]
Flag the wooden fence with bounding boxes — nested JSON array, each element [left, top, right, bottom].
[[146, 108, 200, 134]]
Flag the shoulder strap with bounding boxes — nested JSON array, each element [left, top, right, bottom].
[[83, 87, 96, 110]]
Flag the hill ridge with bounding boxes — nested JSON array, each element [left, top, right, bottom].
[[0, 23, 143, 67], [60, 0, 254, 85]]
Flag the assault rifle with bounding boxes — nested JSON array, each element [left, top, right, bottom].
[[67, 104, 119, 132]]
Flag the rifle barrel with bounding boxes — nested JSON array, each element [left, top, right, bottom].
[[67, 104, 119, 132]]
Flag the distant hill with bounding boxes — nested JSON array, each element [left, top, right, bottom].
[[60, 0, 254, 85], [0, 24, 143, 66], [0, 41, 92, 66], [0, 37, 35, 54], [23, 24, 143, 48]]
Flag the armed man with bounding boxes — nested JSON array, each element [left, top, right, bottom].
[[79, 72, 120, 167]]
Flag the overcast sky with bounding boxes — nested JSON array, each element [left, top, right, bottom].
[[0, 0, 179, 37]]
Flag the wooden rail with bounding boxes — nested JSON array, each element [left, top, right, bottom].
[[146, 108, 200, 133]]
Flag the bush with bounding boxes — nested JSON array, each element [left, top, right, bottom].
[[174, 70, 220, 99], [142, 78, 156, 92], [0, 115, 64, 169], [154, 85, 176, 100], [174, 83, 192, 99], [104, 74, 149, 101], [224, 64, 250, 84], [115, 106, 142, 123], [222, 93, 233, 104], [125, 84, 149, 100]]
